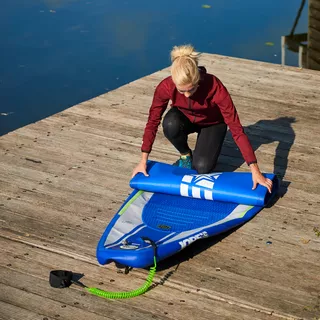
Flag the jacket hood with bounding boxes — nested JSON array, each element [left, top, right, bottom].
[[198, 66, 207, 81]]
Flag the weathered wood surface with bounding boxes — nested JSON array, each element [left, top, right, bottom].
[[308, 0, 320, 70], [0, 54, 320, 320]]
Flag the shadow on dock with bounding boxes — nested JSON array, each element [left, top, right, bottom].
[[218, 116, 296, 198]]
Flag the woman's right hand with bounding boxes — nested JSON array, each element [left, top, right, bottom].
[[131, 161, 149, 178]]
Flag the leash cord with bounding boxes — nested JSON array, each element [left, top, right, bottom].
[[86, 256, 157, 299]]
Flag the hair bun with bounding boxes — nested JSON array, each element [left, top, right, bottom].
[[170, 44, 200, 63]]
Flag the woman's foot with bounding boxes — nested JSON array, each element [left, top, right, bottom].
[[173, 152, 193, 169]]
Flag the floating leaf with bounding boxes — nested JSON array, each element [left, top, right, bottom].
[[202, 4, 211, 8], [265, 42, 275, 46], [0, 112, 14, 116]]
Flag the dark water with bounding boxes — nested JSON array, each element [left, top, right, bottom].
[[0, 0, 308, 135]]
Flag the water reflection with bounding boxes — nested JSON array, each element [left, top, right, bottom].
[[281, 0, 320, 70]]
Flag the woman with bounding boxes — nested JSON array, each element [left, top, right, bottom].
[[132, 45, 273, 193]]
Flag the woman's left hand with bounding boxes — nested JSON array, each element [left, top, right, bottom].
[[250, 163, 273, 193]]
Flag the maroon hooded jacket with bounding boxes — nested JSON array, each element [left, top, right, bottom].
[[141, 67, 257, 165]]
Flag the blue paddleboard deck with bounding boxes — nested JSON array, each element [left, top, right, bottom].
[[96, 161, 278, 268]]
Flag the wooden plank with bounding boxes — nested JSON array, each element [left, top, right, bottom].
[[310, 0, 320, 11], [0, 283, 114, 320], [3, 116, 320, 185], [0, 301, 54, 320], [308, 56, 320, 70], [0, 238, 283, 320], [1, 147, 320, 219], [309, 35, 320, 54], [309, 26, 320, 43], [308, 47, 320, 64], [0, 301, 56, 320], [2, 119, 320, 178], [6, 101, 318, 167], [308, 0, 320, 73], [309, 6, 320, 20]]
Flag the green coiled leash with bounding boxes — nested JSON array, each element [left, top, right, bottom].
[[86, 256, 156, 299], [49, 238, 157, 299]]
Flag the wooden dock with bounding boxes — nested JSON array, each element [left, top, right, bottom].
[[1, 54, 320, 320]]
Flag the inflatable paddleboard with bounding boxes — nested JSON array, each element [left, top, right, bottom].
[[96, 161, 278, 268]]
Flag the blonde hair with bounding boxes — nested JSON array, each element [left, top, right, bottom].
[[170, 45, 201, 86]]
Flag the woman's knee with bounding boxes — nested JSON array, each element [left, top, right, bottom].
[[162, 110, 182, 139], [193, 156, 216, 174]]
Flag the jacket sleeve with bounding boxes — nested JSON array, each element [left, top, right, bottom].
[[214, 83, 257, 165], [141, 81, 170, 153]]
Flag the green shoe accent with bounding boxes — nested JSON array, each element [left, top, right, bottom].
[[173, 154, 192, 169]]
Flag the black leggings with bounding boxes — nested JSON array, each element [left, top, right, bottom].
[[162, 108, 227, 174]]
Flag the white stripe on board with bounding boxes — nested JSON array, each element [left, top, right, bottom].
[[192, 187, 201, 198], [180, 183, 189, 197], [204, 189, 213, 200]]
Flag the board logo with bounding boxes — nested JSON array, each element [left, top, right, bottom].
[[179, 231, 209, 249], [180, 173, 221, 200]]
